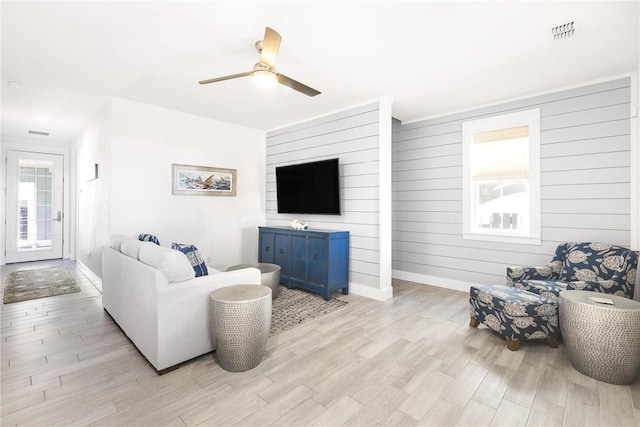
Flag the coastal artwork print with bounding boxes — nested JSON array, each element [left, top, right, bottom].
[[172, 164, 237, 196]]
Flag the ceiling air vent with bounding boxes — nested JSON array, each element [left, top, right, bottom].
[[552, 21, 575, 40], [28, 130, 49, 136]]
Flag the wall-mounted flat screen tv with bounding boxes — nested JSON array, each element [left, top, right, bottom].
[[276, 158, 340, 215]]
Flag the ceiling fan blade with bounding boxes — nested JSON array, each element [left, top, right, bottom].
[[277, 74, 321, 97], [199, 72, 252, 85], [260, 27, 282, 68]]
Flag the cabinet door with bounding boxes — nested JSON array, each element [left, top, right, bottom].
[[259, 231, 275, 264], [290, 235, 308, 281], [274, 233, 290, 278], [307, 236, 327, 285]]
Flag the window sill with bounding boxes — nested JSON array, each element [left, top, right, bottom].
[[463, 232, 541, 246]]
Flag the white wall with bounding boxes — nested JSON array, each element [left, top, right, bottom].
[[109, 98, 265, 271], [265, 100, 393, 301], [75, 104, 112, 277]]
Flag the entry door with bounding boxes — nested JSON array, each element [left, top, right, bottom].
[[5, 151, 64, 263]]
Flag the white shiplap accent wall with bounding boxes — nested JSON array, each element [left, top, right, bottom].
[[266, 101, 392, 299], [392, 78, 632, 291]]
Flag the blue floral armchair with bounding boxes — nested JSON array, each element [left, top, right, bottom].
[[507, 242, 638, 301]]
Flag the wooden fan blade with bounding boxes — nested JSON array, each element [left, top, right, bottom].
[[260, 27, 282, 68], [199, 72, 252, 85], [277, 74, 321, 97]]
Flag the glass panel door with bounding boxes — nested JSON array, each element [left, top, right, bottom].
[[5, 151, 64, 263]]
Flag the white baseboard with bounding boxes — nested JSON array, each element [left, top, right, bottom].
[[392, 269, 471, 294], [350, 282, 394, 301], [76, 261, 102, 293]]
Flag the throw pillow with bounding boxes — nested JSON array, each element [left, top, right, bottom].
[[138, 234, 160, 245], [171, 243, 208, 277]]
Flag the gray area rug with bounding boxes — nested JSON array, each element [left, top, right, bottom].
[[270, 286, 348, 335], [3, 267, 80, 304]]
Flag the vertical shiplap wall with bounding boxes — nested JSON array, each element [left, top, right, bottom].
[[266, 102, 389, 297], [392, 78, 632, 289]]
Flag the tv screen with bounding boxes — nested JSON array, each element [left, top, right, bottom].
[[276, 158, 340, 215]]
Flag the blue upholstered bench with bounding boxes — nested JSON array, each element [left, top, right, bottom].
[[469, 284, 559, 351]]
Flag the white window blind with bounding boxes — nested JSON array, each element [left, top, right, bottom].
[[471, 125, 529, 180]]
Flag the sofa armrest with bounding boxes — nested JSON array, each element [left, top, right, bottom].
[[507, 265, 558, 286]]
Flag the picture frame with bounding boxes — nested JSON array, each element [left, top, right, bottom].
[[172, 163, 237, 196]]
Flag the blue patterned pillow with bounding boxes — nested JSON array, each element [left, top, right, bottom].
[[171, 243, 208, 277], [138, 234, 160, 245]]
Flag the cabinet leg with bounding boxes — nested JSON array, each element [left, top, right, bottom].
[[469, 318, 479, 327], [546, 337, 558, 348], [342, 287, 349, 295]]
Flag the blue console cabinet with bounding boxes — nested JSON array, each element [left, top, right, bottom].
[[258, 226, 349, 300]]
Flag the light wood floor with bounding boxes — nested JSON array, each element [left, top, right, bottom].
[[1, 260, 639, 426]]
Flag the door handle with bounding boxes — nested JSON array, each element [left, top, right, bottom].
[[52, 211, 62, 222]]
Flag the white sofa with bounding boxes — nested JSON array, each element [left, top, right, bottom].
[[102, 236, 261, 372]]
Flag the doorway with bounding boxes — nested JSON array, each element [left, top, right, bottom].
[[5, 150, 64, 263]]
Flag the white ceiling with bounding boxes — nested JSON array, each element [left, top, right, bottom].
[[2, 1, 638, 143]]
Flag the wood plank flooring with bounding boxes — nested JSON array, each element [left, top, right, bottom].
[[1, 260, 639, 426]]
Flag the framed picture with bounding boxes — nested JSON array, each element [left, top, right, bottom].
[[172, 163, 237, 196]]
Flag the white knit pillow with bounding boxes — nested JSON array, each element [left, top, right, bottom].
[[109, 234, 129, 252], [138, 244, 195, 283], [120, 238, 146, 260]]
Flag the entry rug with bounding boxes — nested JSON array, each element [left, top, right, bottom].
[[3, 267, 80, 304], [270, 286, 349, 335]]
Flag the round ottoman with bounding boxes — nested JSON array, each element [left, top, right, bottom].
[[559, 290, 640, 384], [209, 285, 272, 372], [226, 263, 281, 299]]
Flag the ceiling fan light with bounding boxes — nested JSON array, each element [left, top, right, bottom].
[[252, 69, 277, 89]]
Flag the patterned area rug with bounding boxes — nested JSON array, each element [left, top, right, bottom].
[[3, 267, 80, 304], [270, 286, 349, 335]]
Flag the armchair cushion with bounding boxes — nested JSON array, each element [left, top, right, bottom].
[[517, 280, 568, 302]]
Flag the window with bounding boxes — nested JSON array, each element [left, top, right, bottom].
[[462, 109, 541, 245]]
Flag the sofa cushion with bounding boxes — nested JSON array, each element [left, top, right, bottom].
[[171, 243, 208, 277], [110, 234, 129, 252], [138, 233, 160, 245], [139, 244, 195, 283], [121, 238, 146, 260]]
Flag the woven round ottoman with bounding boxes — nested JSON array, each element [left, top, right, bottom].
[[209, 285, 272, 372], [226, 263, 281, 299], [559, 290, 640, 384]]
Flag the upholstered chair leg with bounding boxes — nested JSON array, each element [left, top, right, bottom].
[[506, 338, 521, 351], [546, 337, 558, 348], [469, 318, 479, 327]]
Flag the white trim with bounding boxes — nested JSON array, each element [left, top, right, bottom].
[[392, 270, 471, 294], [266, 97, 390, 133], [462, 232, 541, 246], [350, 281, 393, 301], [462, 108, 541, 245], [631, 70, 639, 251], [401, 73, 635, 125], [378, 97, 394, 298], [76, 260, 102, 293]]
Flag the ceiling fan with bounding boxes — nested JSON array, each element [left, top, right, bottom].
[[199, 27, 321, 97]]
